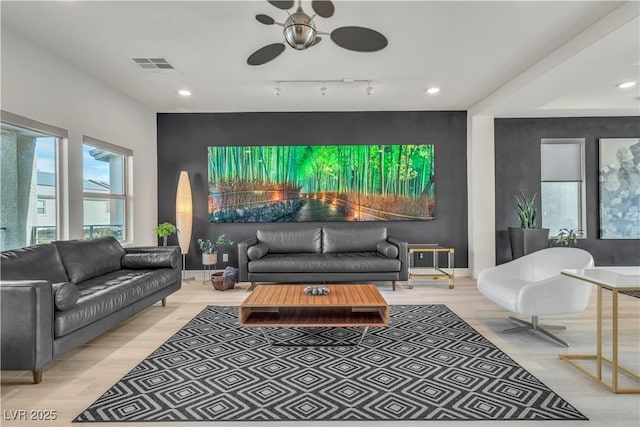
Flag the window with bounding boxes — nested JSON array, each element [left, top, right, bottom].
[[1, 111, 66, 249], [540, 138, 586, 237], [37, 200, 46, 215], [82, 136, 132, 242]]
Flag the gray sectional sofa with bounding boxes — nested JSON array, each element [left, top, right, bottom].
[[0, 237, 181, 383], [238, 225, 408, 290]]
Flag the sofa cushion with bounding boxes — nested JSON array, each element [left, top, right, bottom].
[[377, 241, 399, 259], [121, 252, 177, 269], [322, 226, 387, 253], [52, 282, 79, 311], [247, 243, 269, 260], [248, 253, 401, 274], [54, 237, 126, 283], [0, 243, 69, 283], [54, 268, 180, 337], [257, 228, 321, 253]]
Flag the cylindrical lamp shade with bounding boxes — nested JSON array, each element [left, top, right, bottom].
[[175, 171, 193, 254]]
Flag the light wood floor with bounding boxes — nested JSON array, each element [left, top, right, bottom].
[[1, 276, 639, 427]]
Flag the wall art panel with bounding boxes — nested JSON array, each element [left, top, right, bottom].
[[599, 137, 640, 239], [208, 144, 435, 222]]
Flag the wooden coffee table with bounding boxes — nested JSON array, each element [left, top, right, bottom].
[[239, 284, 389, 346]]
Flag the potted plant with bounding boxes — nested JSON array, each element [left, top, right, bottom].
[[508, 189, 549, 259], [155, 222, 177, 246], [197, 234, 234, 266], [551, 228, 583, 247]]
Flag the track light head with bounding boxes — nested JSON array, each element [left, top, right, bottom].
[[366, 85, 374, 96], [274, 86, 282, 95]]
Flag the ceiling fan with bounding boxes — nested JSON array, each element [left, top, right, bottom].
[[247, 0, 388, 66]]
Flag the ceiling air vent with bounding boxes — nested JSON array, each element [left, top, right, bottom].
[[131, 57, 175, 70]]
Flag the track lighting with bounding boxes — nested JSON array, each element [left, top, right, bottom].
[[273, 78, 374, 96]]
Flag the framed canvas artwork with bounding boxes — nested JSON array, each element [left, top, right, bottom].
[[599, 138, 640, 239], [207, 144, 435, 222]]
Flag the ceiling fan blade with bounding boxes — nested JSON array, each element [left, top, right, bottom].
[[255, 14, 275, 25], [312, 1, 335, 18], [268, 0, 294, 10], [330, 26, 388, 52], [247, 43, 286, 66]]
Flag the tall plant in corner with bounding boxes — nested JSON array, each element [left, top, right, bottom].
[[508, 188, 549, 259]]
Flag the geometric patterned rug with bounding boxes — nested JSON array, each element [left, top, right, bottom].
[[621, 290, 640, 298], [74, 305, 587, 422]]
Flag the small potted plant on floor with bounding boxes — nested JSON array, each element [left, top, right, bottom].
[[155, 222, 177, 246], [508, 189, 549, 259], [197, 234, 234, 266]]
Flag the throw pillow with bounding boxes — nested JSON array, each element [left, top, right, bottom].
[[122, 252, 176, 269], [376, 241, 399, 259], [52, 282, 79, 311], [247, 243, 269, 260]]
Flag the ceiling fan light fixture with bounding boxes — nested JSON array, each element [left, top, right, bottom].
[[283, 7, 317, 50]]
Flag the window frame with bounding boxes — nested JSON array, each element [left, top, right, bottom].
[[82, 135, 133, 243], [1, 110, 67, 243], [540, 138, 587, 238], [37, 200, 46, 215]]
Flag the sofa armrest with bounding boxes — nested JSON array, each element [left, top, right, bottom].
[[387, 236, 409, 280], [238, 237, 258, 282], [124, 246, 181, 270], [0, 280, 54, 372]]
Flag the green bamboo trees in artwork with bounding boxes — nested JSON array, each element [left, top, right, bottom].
[[208, 144, 435, 220]]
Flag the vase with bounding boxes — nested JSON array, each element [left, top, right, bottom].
[[202, 253, 217, 266]]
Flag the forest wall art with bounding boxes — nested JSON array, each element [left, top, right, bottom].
[[208, 144, 435, 222]]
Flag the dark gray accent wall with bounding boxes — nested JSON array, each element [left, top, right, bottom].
[[157, 111, 468, 271], [495, 116, 640, 266]]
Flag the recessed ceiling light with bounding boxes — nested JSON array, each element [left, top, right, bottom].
[[426, 87, 440, 95], [617, 81, 636, 89], [178, 89, 191, 96]]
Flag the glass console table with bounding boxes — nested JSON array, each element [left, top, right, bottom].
[[560, 267, 640, 393], [408, 244, 455, 289]]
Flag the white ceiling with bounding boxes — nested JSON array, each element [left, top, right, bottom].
[[2, 0, 639, 117]]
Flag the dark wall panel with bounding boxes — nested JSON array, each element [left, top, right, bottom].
[[157, 111, 468, 271], [494, 116, 640, 266]]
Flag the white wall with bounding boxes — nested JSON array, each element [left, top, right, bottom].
[[467, 114, 496, 278], [1, 28, 158, 245]]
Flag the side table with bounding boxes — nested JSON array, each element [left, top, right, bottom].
[[408, 244, 455, 289]]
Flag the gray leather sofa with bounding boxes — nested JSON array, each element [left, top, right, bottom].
[[0, 237, 181, 384], [238, 225, 408, 290]]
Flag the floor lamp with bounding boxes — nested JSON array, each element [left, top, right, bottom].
[[176, 171, 195, 281]]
